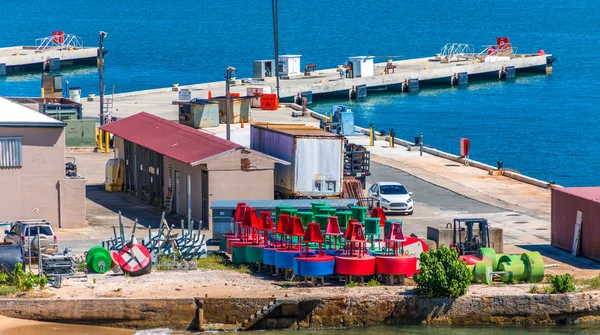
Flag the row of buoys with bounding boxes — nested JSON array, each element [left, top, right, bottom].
[[461, 248, 545, 284], [221, 202, 426, 282], [86, 238, 152, 276]]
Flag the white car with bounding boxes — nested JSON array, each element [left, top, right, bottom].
[[368, 182, 414, 215]]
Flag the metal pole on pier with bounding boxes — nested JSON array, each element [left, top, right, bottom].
[[225, 66, 236, 141], [98, 31, 107, 126], [272, 0, 280, 100]]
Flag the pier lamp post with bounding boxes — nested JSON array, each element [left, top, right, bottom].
[[98, 31, 107, 125], [225, 66, 236, 141], [271, 0, 280, 99]]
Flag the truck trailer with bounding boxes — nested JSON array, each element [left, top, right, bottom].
[[250, 123, 344, 199]]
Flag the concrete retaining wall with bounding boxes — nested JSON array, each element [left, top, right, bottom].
[[2, 293, 600, 330], [0, 298, 199, 330]]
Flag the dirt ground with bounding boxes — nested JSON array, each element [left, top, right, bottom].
[[33, 267, 546, 300]]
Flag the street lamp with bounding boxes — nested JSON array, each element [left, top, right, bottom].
[[225, 66, 236, 141], [98, 31, 107, 125], [271, 0, 280, 99]]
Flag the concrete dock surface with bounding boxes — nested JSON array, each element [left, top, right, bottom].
[[63, 100, 600, 276]]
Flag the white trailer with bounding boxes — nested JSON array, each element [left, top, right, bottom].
[[250, 123, 344, 198]]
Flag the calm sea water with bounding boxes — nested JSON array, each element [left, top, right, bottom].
[[1, 0, 599, 186]]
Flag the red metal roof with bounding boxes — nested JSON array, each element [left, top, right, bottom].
[[100, 112, 240, 165], [553, 187, 600, 202]]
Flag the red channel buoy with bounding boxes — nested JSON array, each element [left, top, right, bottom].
[[459, 254, 481, 265], [335, 255, 376, 276], [118, 243, 152, 276], [375, 255, 417, 277]]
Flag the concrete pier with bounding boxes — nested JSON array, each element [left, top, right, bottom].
[[0, 45, 99, 75]]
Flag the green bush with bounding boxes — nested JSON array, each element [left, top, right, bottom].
[[0, 263, 47, 292], [367, 279, 381, 287], [549, 274, 576, 294], [414, 246, 472, 298]]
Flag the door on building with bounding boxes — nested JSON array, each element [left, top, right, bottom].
[[175, 170, 181, 215], [201, 170, 209, 229]]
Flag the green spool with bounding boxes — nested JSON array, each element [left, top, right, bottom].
[[314, 214, 330, 231], [364, 218, 380, 235], [318, 207, 337, 216], [499, 260, 527, 283], [275, 205, 293, 223], [476, 247, 496, 265], [86, 246, 112, 274], [246, 246, 264, 263], [297, 211, 314, 227], [492, 253, 505, 271], [335, 211, 352, 229], [351, 206, 368, 223], [521, 252, 545, 283], [231, 245, 248, 263], [497, 254, 521, 268], [384, 220, 402, 238], [280, 208, 298, 218], [473, 260, 493, 285]]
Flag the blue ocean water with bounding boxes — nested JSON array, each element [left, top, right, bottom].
[[1, 0, 599, 186]]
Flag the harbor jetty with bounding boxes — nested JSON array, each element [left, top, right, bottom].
[[0, 32, 101, 75]]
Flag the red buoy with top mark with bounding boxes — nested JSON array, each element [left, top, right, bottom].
[[118, 239, 152, 276]]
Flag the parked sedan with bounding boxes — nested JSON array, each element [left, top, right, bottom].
[[368, 182, 414, 215]]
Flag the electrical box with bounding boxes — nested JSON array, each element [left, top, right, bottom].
[[348, 56, 374, 78], [278, 55, 302, 76]]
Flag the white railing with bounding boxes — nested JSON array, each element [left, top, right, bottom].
[[35, 34, 84, 52], [435, 43, 476, 62], [476, 44, 519, 61]]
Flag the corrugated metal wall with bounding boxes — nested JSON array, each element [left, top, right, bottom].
[[551, 188, 600, 261]]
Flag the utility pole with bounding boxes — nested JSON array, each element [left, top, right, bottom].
[[225, 66, 236, 141], [272, 0, 280, 100], [98, 31, 107, 125]]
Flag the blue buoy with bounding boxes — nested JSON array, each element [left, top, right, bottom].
[[275, 249, 300, 269], [294, 255, 335, 277], [263, 247, 277, 265]]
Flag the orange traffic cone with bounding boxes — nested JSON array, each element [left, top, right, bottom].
[[208, 90, 212, 100]]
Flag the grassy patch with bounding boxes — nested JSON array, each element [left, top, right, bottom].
[[528, 284, 552, 294], [0, 285, 17, 296], [345, 281, 359, 288], [196, 254, 252, 274], [367, 279, 381, 287]]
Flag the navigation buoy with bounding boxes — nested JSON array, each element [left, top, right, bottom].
[[86, 246, 112, 274], [118, 241, 152, 276]]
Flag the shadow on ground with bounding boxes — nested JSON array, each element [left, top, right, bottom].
[[517, 244, 600, 270], [86, 184, 185, 229]]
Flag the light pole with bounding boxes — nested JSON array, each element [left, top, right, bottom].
[[225, 66, 236, 141], [98, 31, 107, 125], [271, 0, 280, 99]]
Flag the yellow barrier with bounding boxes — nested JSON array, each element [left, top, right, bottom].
[[104, 131, 110, 153]]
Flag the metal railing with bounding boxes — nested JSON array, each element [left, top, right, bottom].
[[436, 43, 476, 62], [35, 34, 84, 52], [476, 44, 519, 61]]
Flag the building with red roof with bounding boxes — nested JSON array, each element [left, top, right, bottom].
[[100, 112, 287, 228]]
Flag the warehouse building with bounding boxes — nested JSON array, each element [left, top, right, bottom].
[[100, 112, 287, 228], [0, 97, 86, 228]]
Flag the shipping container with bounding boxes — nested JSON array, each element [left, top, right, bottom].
[[551, 187, 600, 262], [250, 123, 344, 198]]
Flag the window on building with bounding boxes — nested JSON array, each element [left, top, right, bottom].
[[0, 137, 23, 168]]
